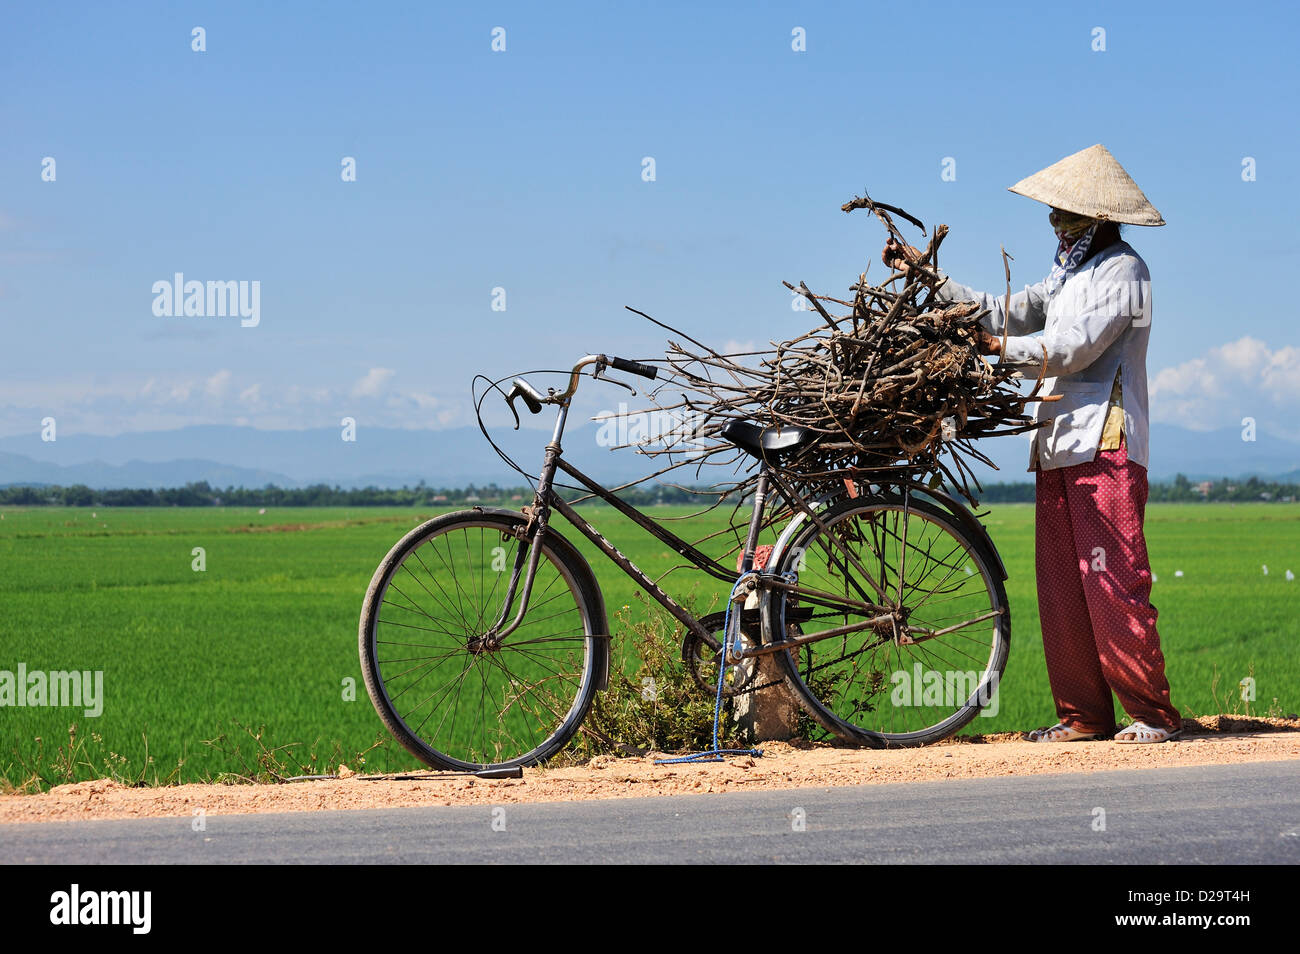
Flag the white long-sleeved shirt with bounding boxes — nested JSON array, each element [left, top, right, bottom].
[[935, 240, 1153, 472]]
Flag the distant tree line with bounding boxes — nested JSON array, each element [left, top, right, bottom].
[[1148, 473, 1298, 503], [968, 475, 1298, 504], [0, 480, 715, 508], [0, 474, 1295, 508]]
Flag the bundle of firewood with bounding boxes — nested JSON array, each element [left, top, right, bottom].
[[621, 195, 1052, 504]]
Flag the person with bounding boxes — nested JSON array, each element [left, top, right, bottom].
[[882, 143, 1182, 743]]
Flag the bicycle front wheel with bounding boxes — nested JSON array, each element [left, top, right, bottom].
[[765, 496, 1010, 747], [359, 510, 607, 771]]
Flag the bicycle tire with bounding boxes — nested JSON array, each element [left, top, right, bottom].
[[763, 496, 1010, 747], [359, 509, 608, 771]]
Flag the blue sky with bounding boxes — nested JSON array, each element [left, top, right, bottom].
[[2, 0, 1298, 444]]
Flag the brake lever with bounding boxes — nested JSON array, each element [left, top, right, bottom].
[[592, 362, 637, 396], [504, 379, 544, 430], [504, 392, 522, 430]]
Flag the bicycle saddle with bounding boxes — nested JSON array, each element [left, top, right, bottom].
[[720, 419, 816, 461]]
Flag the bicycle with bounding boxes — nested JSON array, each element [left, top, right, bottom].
[[359, 354, 1010, 772]]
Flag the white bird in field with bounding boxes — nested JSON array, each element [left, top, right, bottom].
[[1287, 570, 1296, 581], [1263, 565, 1269, 575], [1174, 570, 1184, 577]]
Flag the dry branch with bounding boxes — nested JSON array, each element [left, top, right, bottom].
[[624, 195, 1050, 505]]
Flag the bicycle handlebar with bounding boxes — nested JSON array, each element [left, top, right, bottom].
[[507, 378, 544, 412], [609, 356, 658, 380], [504, 378, 544, 428], [504, 354, 659, 425], [548, 354, 658, 402]]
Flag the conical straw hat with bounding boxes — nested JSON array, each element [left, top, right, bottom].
[[1008, 144, 1165, 226]]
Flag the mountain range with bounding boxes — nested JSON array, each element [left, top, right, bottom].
[[1, 422, 1296, 490]]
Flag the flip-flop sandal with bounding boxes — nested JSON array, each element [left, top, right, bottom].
[[1114, 721, 1183, 743], [1026, 722, 1104, 742]]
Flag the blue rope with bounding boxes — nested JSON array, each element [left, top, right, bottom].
[[655, 573, 764, 765]]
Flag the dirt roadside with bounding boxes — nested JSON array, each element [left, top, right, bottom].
[[3, 716, 1297, 824]]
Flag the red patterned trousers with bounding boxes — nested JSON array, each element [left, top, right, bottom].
[[1034, 441, 1180, 734]]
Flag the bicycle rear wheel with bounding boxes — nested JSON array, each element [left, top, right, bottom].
[[765, 496, 1009, 747], [359, 510, 607, 771]]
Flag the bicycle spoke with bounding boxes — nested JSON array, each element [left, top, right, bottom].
[[364, 516, 597, 769], [774, 500, 1008, 745]]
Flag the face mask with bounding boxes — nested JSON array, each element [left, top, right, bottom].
[[1049, 208, 1095, 242]]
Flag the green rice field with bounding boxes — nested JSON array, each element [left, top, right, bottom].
[[1, 503, 1297, 788]]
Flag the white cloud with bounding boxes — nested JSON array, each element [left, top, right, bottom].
[[398, 392, 441, 410], [1151, 336, 1300, 433], [351, 367, 396, 398], [286, 384, 331, 405], [205, 369, 232, 398]]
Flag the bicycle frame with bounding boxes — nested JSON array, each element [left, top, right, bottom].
[[487, 399, 737, 646], [483, 391, 907, 658]]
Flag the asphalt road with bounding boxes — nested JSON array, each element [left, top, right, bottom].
[[4, 761, 1298, 864]]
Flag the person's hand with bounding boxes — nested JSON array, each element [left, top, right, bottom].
[[974, 328, 1002, 355], [881, 238, 922, 273]]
